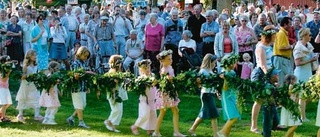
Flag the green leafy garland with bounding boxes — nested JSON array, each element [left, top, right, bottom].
[[125, 76, 156, 96], [220, 54, 240, 69], [294, 74, 320, 102], [0, 63, 14, 77], [26, 71, 62, 92]]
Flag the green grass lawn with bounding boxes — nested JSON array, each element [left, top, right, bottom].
[[1, 81, 319, 137]]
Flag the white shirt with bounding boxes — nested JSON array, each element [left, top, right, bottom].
[[109, 15, 133, 36], [67, 14, 79, 31], [51, 26, 68, 43]]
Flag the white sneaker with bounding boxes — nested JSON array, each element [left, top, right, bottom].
[[78, 122, 90, 129], [47, 119, 57, 125], [34, 115, 44, 121], [42, 118, 48, 124]]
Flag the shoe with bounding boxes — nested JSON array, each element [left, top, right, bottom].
[[42, 118, 48, 124], [46, 119, 57, 125], [131, 125, 139, 135], [188, 129, 196, 136], [173, 133, 187, 137], [17, 115, 25, 123], [113, 129, 121, 133], [34, 115, 44, 121], [152, 132, 162, 137], [1, 117, 11, 122], [250, 128, 260, 134], [217, 131, 225, 137], [302, 118, 310, 122], [67, 117, 75, 126], [78, 122, 90, 129]]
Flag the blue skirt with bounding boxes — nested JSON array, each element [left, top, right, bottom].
[[198, 93, 219, 119], [49, 43, 67, 60]]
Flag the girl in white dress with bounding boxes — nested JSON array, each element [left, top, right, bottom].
[[39, 61, 61, 125], [0, 55, 15, 122], [131, 59, 157, 135], [16, 50, 43, 122], [280, 75, 302, 137]]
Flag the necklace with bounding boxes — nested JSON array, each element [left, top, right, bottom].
[[131, 39, 137, 48]]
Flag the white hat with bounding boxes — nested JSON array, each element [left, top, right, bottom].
[[100, 16, 109, 20]]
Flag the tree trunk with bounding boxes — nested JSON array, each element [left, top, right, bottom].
[[216, 0, 233, 13]]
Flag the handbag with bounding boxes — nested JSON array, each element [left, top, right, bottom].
[[5, 38, 13, 47]]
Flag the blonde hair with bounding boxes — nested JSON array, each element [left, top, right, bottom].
[[138, 59, 151, 69], [242, 53, 251, 60], [75, 46, 90, 60], [200, 53, 217, 70], [109, 55, 123, 72], [298, 28, 310, 40], [23, 49, 37, 66]]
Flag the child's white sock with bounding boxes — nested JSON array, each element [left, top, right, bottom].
[[18, 109, 23, 116], [34, 107, 41, 117]]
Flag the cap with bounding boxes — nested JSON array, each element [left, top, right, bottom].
[[100, 16, 109, 20], [313, 9, 320, 14]]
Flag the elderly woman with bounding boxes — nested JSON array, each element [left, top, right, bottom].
[[178, 30, 196, 57], [31, 14, 50, 71], [144, 13, 164, 73], [250, 25, 276, 135], [294, 28, 318, 122], [123, 30, 144, 76], [6, 15, 23, 63], [50, 17, 69, 70]]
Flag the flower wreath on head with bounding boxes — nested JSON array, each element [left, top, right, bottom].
[[138, 59, 152, 68], [109, 55, 123, 69], [220, 54, 239, 69], [260, 29, 277, 36], [157, 49, 173, 60]]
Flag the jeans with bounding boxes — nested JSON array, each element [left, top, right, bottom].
[[262, 104, 279, 137]]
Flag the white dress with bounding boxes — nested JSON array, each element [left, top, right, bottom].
[[316, 100, 320, 127], [16, 65, 40, 109], [280, 95, 302, 127], [39, 85, 61, 108], [134, 75, 157, 130], [0, 79, 12, 105]]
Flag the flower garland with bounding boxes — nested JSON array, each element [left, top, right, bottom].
[[26, 71, 62, 92]]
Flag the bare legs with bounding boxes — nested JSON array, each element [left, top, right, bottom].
[[153, 106, 184, 136], [285, 126, 297, 137], [299, 99, 307, 121], [189, 117, 218, 136], [219, 118, 238, 137], [0, 104, 11, 118], [251, 101, 262, 131]]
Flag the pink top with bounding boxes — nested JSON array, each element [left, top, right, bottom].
[[235, 28, 253, 52], [223, 37, 232, 53], [241, 62, 253, 79], [0, 79, 9, 88], [161, 65, 175, 77], [145, 23, 165, 51]]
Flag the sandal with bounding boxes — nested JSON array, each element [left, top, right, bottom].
[[131, 125, 139, 135], [250, 128, 260, 134], [188, 129, 196, 136]]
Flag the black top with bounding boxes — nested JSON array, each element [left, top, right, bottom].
[[186, 14, 206, 42]]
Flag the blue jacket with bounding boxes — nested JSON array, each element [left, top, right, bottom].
[[164, 19, 183, 46], [31, 24, 50, 48]]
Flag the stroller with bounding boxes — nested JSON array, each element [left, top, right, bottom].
[[176, 47, 202, 73], [95, 50, 110, 74]]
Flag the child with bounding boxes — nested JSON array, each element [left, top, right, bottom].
[[66, 46, 91, 128], [131, 59, 157, 135], [70, 40, 81, 62], [152, 50, 185, 137], [280, 75, 302, 137], [123, 30, 144, 76], [189, 54, 220, 137], [238, 53, 253, 79], [16, 50, 43, 122], [39, 61, 61, 125], [0, 55, 14, 122], [104, 55, 128, 133], [219, 55, 241, 137]]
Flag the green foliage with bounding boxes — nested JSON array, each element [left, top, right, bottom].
[[220, 54, 240, 69]]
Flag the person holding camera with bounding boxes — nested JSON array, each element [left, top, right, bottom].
[[49, 17, 69, 70]]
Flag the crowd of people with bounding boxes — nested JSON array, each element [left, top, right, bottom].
[[0, 0, 320, 137]]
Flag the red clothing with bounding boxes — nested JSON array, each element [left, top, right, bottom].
[[145, 23, 165, 51], [223, 37, 232, 53], [288, 26, 296, 45]]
